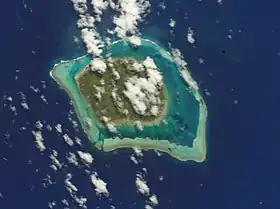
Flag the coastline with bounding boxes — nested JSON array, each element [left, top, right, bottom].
[[50, 57, 101, 142], [50, 38, 208, 162], [74, 58, 169, 127], [101, 93, 207, 162]]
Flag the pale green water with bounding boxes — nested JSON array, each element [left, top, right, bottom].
[[52, 39, 200, 148]]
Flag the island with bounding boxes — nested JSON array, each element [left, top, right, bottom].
[[50, 38, 208, 162], [76, 57, 167, 127]]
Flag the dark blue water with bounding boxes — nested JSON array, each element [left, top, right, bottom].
[[1, 0, 280, 208]]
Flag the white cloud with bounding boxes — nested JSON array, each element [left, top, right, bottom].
[[133, 147, 143, 157], [73, 196, 87, 209], [106, 122, 117, 133], [81, 28, 104, 56], [55, 124, 62, 133], [90, 173, 109, 196], [65, 173, 78, 192], [77, 14, 95, 28], [84, 116, 93, 128], [72, 0, 152, 57], [123, 79, 147, 115], [150, 105, 159, 116], [112, 69, 120, 80], [171, 48, 199, 90], [74, 136, 83, 146], [145, 205, 153, 209], [71, 0, 88, 14], [169, 18, 176, 28], [131, 61, 145, 72], [149, 194, 159, 206], [136, 173, 150, 196], [128, 35, 142, 46], [130, 155, 138, 164], [32, 131, 46, 152], [61, 199, 69, 207], [123, 57, 163, 116], [50, 164, 58, 171], [187, 27, 195, 44], [6, 96, 12, 102], [132, 77, 157, 95], [91, 0, 109, 22], [35, 120, 43, 130], [77, 151, 94, 165], [101, 116, 110, 123], [48, 201, 56, 209], [71, 0, 105, 56], [66, 152, 80, 167], [64, 173, 88, 209], [143, 57, 163, 87], [113, 0, 151, 38], [143, 56, 157, 69], [50, 149, 62, 170], [63, 134, 74, 146], [171, 48, 187, 68], [130, 147, 143, 164], [111, 90, 127, 114], [90, 58, 107, 74], [135, 120, 144, 131], [18, 92, 30, 110]]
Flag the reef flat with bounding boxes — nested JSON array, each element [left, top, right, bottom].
[[50, 38, 208, 162]]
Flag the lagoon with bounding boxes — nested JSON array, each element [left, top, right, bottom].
[[50, 38, 207, 162]]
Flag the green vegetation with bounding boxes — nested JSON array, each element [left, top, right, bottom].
[[76, 58, 167, 125]]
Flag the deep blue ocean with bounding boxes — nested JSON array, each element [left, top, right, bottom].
[[1, 0, 280, 208]]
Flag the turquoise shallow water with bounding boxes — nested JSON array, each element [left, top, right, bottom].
[[52, 39, 200, 147]]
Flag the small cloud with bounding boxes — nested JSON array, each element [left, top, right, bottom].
[[63, 134, 74, 146], [135, 120, 144, 131], [50, 149, 62, 170], [90, 58, 107, 74], [90, 173, 109, 196], [77, 151, 94, 165], [71, 0, 88, 14], [55, 124, 63, 134], [169, 18, 176, 28], [187, 27, 195, 44], [128, 35, 142, 46], [171, 48, 199, 90], [64, 173, 88, 209], [133, 147, 143, 157], [77, 14, 95, 28], [136, 173, 150, 196], [145, 205, 153, 209], [106, 122, 118, 133], [149, 194, 159, 206], [66, 152, 80, 167], [32, 131, 46, 152], [150, 105, 159, 116], [81, 28, 104, 56], [35, 120, 43, 130], [65, 173, 78, 192]]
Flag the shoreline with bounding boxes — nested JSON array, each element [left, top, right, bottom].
[[50, 38, 208, 162], [74, 58, 169, 127], [101, 92, 207, 162]]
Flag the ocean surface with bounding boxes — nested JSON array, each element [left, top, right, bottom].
[[1, 0, 280, 208]]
